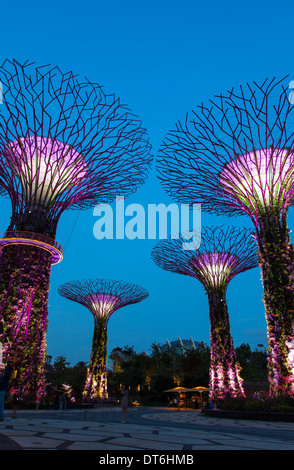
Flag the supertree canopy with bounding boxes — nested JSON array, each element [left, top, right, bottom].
[[151, 226, 258, 400], [156, 77, 294, 397], [58, 279, 149, 399], [0, 59, 152, 400]]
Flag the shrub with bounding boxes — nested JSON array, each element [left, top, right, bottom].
[[219, 396, 294, 413]]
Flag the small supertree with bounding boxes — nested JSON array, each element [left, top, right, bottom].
[[151, 226, 258, 400], [156, 77, 294, 397], [58, 279, 149, 399], [0, 59, 152, 399]]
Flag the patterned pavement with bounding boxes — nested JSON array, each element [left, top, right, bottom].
[[0, 406, 293, 451]]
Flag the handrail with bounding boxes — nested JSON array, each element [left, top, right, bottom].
[[0, 230, 63, 254]]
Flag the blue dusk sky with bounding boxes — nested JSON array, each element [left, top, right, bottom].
[[1, 0, 294, 365]]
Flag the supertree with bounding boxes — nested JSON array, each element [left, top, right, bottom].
[[151, 226, 258, 400], [156, 76, 294, 397], [0, 59, 152, 400], [58, 279, 149, 399]]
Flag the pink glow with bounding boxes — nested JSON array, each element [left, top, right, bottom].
[[219, 148, 294, 211], [190, 252, 239, 287], [86, 293, 120, 318], [5, 136, 87, 205]]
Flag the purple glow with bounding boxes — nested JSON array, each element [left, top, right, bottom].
[[219, 148, 294, 212], [0, 231, 63, 265], [11, 288, 35, 340], [0, 59, 152, 402], [86, 294, 120, 318], [190, 252, 239, 287], [24, 290, 34, 342], [5, 136, 87, 206]]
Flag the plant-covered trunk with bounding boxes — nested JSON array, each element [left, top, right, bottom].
[[0, 243, 52, 401], [83, 317, 108, 400], [207, 287, 245, 400], [257, 213, 294, 397]]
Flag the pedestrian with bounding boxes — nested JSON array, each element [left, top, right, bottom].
[[36, 395, 41, 410], [59, 394, 67, 410], [120, 384, 129, 424], [0, 364, 12, 421]]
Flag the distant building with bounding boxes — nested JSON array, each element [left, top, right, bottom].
[[155, 337, 201, 355]]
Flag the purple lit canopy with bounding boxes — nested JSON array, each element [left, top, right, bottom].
[[157, 76, 294, 220], [0, 59, 152, 238], [0, 59, 152, 401], [58, 279, 149, 325], [156, 76, 294, 398], [151, 226, 258, 399], [219, 148, 294, 216], [151, 226, 258, 290], [5, 136, 87, 208]]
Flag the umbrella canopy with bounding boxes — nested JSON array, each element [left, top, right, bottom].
[[189, 387, 211, 392], [164, 387, 191, 393]]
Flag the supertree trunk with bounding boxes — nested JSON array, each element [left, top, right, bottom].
[[0, 59, 152, 403], [155, 76, 294, 397], [0, 243, 52, 400], [58, 279, 149, 402], [151, 227, 257, 400], [256, 213, 294, 397], [84, 317, 108, 400], [207, 288, 245, 400]]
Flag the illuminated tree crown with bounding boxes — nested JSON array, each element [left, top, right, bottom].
[[151, 226, 258, 399], [156, 76, 294, 398], [0, 59, 152, 237], [151, 226, 258, 291], [58, 278, 149, 323], [58, 279, 149, 400], [0, 59, 152, 401], [157, 76, 294, 221]]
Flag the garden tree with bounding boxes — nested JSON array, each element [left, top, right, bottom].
[[58, 280, 148, 399], [109, 347, 125, 373], [0, 59, 152, 400], [66, 362, 88, 401], [235, 344, 268, 383], [108, 346, 137, 394], [150, 342, 179, 380], [45, 357, 88, 403], [151, 227, 258, 399], [108, 341, 212, 400], [148, 343, 188, 398], [52, 356, 70, 385], [252, 345, 268, 378], [178, 342, 210, 387], [121, 352, 151, 391], [156, 77, 294, 397], [149, 341, 210, 389], [108, 345, 152, 394]]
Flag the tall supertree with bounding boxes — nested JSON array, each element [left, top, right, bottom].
[[58, 279, 149, 399], [156, 76, 294, 397], [151, 226, 258, 400], [0, 59, 152, 399]]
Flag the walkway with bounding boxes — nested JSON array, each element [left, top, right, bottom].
[[0, 406, 293, 451]]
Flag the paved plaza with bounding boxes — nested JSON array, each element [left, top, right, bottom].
[[0, 406, 293, 451]]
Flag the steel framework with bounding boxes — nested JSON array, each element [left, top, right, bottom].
[[151, 226, 258, 400], [58, 279, 149, 399], [0, 59, 152, 399], [156, 76, 294, 397]]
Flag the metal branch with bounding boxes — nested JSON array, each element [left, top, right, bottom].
[[0, 59, 152, 237], [58, 278, 149, 323], [151, 226, 258, 290]]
